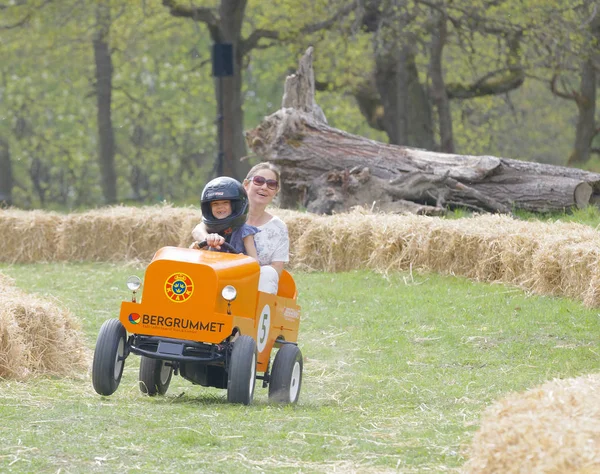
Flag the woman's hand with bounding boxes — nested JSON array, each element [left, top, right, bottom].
[[206, 233, 225, 250]]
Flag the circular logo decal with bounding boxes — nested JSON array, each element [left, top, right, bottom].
[[129, 313, 141, 324], [165, 273, 194, 303]]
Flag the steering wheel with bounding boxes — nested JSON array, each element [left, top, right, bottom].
[[196, 240, 239, 254]]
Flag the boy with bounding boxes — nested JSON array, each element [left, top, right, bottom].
[[191, 177, 258, 258]]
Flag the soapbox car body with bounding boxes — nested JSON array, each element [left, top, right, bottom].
[[91, 244, 302, 405]]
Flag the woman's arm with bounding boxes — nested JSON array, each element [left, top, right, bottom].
[[243, 235, 258, 260], [191, 222, 208, 241]]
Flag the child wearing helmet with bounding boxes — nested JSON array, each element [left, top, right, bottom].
[[192, 177, 259, 258]]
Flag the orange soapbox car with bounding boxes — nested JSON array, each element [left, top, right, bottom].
[[91, 242, 302, 405]]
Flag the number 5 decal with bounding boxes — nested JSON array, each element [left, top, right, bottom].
[[257, 304, 271, 353]]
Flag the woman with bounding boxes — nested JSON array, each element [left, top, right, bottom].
[[192, 163, 289, 294]]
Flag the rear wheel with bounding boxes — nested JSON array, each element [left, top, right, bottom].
[[139, 357, 173, 396], [227, 335, 257, 405], [269, 344, 303, 404], [92, 319, 127, 396]]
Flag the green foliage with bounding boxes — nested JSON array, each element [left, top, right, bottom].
[[1, 0, 597, 209], [1, 1, 218, 208]]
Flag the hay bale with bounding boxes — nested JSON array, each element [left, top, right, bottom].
[[5, 204, 600, 308], [289, 209, 600, 308], [176, 207, 205, 247], [0, 209, 62, 263], [368, 213, 433, 272], [57, 204, 201, 262], [295, 212, 380, 272], [272, 208, 314, 241], [0, 285, 90, 379], [0, 272, 15, 289], [463, 373, 600, 473]]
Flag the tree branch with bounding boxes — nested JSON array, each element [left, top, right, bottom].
[[241, 0, 358, 55], [240, 28, 279, 55], [161, 0, 219, 37], [550, 74, 577, 101], [447, 30, 524, 99]]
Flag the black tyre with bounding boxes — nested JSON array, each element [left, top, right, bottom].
[[269, 344, 303, 404], [227, 335, 257, 405], [139, 356, 173, 396], [92, 319, 127, 396]]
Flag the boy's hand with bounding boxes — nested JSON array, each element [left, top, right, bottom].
[[206, 233, 225, 250]]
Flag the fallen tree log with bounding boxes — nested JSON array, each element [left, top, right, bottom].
[[245, 47, 600, 215]]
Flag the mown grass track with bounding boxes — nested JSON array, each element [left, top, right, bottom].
[[1, 262, 599, 473]]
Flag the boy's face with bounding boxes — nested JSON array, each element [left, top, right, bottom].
[[211, 200, 232, 219]]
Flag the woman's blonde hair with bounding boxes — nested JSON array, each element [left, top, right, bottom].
[[245, 162, 281, 184]]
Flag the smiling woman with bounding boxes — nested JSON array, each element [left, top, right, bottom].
[[192, 163, 290, 294]]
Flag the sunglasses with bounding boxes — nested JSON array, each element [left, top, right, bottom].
[[251, 175, 278, 190]]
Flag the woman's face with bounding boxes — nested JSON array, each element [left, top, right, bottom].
[[244, 169, 278, 207]]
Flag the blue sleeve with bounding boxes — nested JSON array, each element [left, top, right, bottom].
[[241, 224, 260, 239]]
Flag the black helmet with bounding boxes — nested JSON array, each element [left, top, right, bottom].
[[201, 177, 249, 236]]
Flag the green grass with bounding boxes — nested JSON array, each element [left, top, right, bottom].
[[1, 263, 600, 473], [447, 204, 600, 228]]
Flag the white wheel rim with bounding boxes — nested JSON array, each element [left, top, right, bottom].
[[249, 353, 256, 396], [114, 338, 124, 380], [160, 362, 171, 385], [289, 361, 301, 401]]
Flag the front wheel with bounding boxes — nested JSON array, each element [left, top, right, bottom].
[[227, 335, 257, 405], [92, 319, 127, 396], [269, 344, 303, 404], [139, 357, 173, 396]]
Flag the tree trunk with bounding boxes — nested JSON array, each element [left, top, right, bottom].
[[429, 11, 454, 153], [93, 1, 117, 204], [0, 138, 12, 207], [217, 53, 248, 180], [375, 44, 435, 149], [568, 60, 597, 165], [214, 0, 249, 181], [246, 49, 600, 215]]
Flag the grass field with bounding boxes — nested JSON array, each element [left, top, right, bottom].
[[1, 262, 600, 473]]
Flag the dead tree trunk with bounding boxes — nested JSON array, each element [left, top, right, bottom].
[[246, 48, 600, 215]]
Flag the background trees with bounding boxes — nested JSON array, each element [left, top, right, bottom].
[[0, 0, 598, 209]]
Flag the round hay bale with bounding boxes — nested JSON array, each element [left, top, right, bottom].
[[0, 286, 90, 379], [0, 209, 62, 263], [462, 373, 600, 473]]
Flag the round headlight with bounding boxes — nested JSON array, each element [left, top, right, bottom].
[[126, 275, 142, 291], [221, 285, 237, 302]]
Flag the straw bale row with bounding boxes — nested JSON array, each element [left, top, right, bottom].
[[0, 274, 90, 379], [462, 373, 600, 473], [0, 205, 202, 264], [56, 205, 201, 262], [3, 205, 600, 306]]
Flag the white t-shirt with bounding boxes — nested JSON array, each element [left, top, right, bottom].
[[253, 216, 289, 266]]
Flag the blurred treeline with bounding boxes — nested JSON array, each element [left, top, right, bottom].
[[0, 0, 598, 210]]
